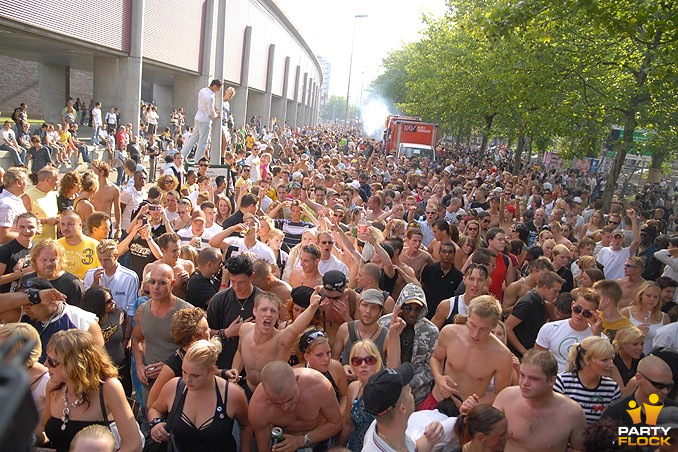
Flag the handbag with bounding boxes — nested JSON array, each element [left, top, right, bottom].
[[99, 384, 145, 451], [141, 379, 186, 452]]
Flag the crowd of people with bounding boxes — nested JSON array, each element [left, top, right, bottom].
[[2, 79, 678, 452]]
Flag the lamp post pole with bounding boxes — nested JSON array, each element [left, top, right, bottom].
[[345, 14, 367, 126]]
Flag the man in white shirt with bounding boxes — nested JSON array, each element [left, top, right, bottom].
[[596, 209, 640, 279], [316, 231, 348, 276], [654, 322, 678, 349], [200, 201, 223, 241], [0, 168, 28, 244], [181, 79, 222, 160], [209, 213, 277, 268], [0, 121, 26, 166], [535, 287, 605, 371], [120, 171, 147, 232], [176, 210, 210, 249], [163, 153, 185, 188], [91, 101, 102, 145]]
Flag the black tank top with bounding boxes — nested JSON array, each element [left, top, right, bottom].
[[45, 417, 108, 452], [169, 378, 236, 451]]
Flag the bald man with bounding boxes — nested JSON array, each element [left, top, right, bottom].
[[356, 262, 395, 313], [132, 263, 192, 403], [603, 355, 678, 427], [251, 259, 293, 311], [248, 361, 342, 452]]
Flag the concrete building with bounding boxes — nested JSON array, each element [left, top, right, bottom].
[[0, 0, 322, 164]]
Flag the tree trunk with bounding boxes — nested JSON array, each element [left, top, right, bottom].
[[648, 168, 661, 183], [479, 113, 495, 160], [601, 113, 635, 211], [512, 132, 524, 175]]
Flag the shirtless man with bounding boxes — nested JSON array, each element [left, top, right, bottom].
[[248, 361, 343, 452], [143, 232, 194, 298], [431, 295, 513, 405], [226, 290, 320, 396], [252, 259, 292, 313], [426, 218, 454, 261], [288, 244, 323, 289], [616, 256, 646, 308], [317, 270, 358, 346], [91, 160, 121, 238], [356, 262, 395, 313], [400, 228, 434, 279], [386, 237, 418, 300], [502, 256, 554, 317], [462, 349, 586, 452]]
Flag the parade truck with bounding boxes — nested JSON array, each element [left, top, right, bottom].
[[383, 115, 439, 161]]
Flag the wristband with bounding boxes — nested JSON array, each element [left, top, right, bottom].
[[149, 418, 166, 428], [26, 288, 41, 305]]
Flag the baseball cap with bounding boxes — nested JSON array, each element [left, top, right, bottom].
[[323, 270, 347, 293], [360, 289, 385, 308], [291, 286, 314, 308], [612, 231, 625, 238], [572, 196, 583, 204], [291, 181, 302, 189], [24, 277, 54, 291], [363, 363, 415, 416], [349, 180, 361, 190], [191, 210, 206, 222]]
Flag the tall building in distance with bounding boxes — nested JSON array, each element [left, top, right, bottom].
[[317, 55, 331, 109]]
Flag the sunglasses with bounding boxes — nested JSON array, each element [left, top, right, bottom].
[[351, 355, 378, 366], [425, 211, 437, 215], [321, 240, 334, 245], [199, 164, 208, 167], [572, 304, 593, 318], [481, 219, 491, 223], [46, 356, 60, 368], [148, 279, 170, 286], [639, 371, 674, 391], [402, 303, 423, 313], [467, 227, 479, 231], [608, 220, 619, 225]]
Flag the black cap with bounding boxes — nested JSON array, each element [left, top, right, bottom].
[[291, 286, 314, 309], [322, 270, 347, 293], [25, 277, 54, 291], [363, 363, 415, 416]]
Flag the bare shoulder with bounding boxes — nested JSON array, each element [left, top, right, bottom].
[[439, 323, 462, 340], [553, 391, 586, 417], [494, 385, 521, 409]]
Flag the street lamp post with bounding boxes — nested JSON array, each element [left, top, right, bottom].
[[345, 14, 367, 126]]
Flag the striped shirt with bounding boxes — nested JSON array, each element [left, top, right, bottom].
[[554, 371, 621, 423], [274, 219, 315, 248]]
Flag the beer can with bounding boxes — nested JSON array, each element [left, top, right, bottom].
[[271, 427, 284, 446]]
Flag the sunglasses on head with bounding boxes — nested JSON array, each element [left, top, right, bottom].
[[300, 330, 327, 353], [351, 355, 378, 366], [639, 371, 674, 391], [572, 304, 593, 318]]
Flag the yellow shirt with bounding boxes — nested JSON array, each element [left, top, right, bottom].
[[58, 236, 100, 280], [26, 187, 58, 241], [602, 316, 633, 341]]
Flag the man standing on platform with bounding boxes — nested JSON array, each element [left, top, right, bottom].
[[182, 79, 222, 161]]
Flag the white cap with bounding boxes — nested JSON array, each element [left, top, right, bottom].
[[292, 171, 303, 181], [573, 196, 583, 203], [543, 182, 553, 190], [349, 180, 361, 189]]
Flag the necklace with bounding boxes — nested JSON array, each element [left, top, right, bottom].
[[358, 324, 379, 341], [61, 386, 85, 431], [235, 296, 248, 311]]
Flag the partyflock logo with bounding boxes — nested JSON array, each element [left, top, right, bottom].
[[617, 394, 671, 447]]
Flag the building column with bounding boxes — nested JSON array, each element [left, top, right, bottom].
[[272, 56, 290, 129], [290, 65, 300, 128], [229, 26, 251, 132], [37, 64, 69, 124], [263, 44, 275, 129], [297, 72, 307, 126]]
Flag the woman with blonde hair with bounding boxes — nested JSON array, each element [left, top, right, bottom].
[[148, 338, 249, 450], [621, 281, 669, 354], [463, 220, 483, 248], [453, 404, 507, 452], [579, 210, 605, 240], [74, 170, 99, 225], [554, 336, 620, 423], [612, 325, 645, 389], [172, 198, 193, 231], [0, 323, 50, 414], [340, 340, 384, 450], [266, 227, 288, 277], [215, 195, 232, 226], [179, 245, 198, 267], [294, 329, 348, 417], [70, 424, 116, 452], [384, 218, 406, 239], [455, 234, 476, 270], [38, 329, 141, 452]]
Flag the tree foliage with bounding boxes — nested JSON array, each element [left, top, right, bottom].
[[371, 0, 678, 210]]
